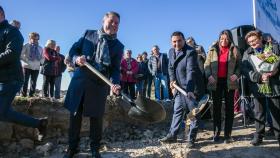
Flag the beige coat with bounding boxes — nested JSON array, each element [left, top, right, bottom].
[[204, 44, 241, 91]]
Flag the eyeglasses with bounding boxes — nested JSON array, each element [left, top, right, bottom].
[[247, 38, 259, 45]]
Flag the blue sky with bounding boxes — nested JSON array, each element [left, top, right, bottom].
[[1, 0, 254, 90]]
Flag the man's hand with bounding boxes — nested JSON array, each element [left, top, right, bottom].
[[208, 75, 216, 84], [230, 74, 238, 82], [111, 84, 121, 95], [169, 81, 177, 95], [76, 55, 86, 66], [170, 81, 176, 89]]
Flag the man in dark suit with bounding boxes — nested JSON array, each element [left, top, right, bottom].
[[63, 11, 124, 158], [0, 6, 47, 141], [160, 31, 204, 148]]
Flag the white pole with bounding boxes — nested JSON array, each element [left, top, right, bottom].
[[252, 0, 257, 28]]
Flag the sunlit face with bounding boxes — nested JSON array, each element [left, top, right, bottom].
[[103, 14, 119, 35], [0, 11, 4, 22], [29, 36, 39, 44], [125, 51, 132, 59], [171, 35, 185, 51], [219, 34, 229, 47], [247, 35, 262, 49], [142, 54, 147, 59], [152, 46, 159, 55], [49, 43, 56, 49], [55, 46, 60, 53]]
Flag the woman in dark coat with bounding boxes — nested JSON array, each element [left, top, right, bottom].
[[242, 30, 280, 146], [41, 39, 60, 98]]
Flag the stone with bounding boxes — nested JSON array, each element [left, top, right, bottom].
[[0, 122, 13, 140], [19, 138, 34, 149]]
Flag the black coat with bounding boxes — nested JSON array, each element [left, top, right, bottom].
[[0, 20, 24, 82], [64, 30, 124, 117], [241, 44, 280, 97], [168, 44, 205, 100]]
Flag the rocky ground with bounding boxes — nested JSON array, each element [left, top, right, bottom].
[[0, 96, 280, 158]]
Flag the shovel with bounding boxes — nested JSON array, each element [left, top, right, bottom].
[[173, 83, 210, 120], [84, 62, 166, 123]]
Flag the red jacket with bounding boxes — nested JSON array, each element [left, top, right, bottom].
[[120, 58, 139, 83]]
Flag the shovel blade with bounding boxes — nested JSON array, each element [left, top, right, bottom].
[[128, 95, 166, 123]]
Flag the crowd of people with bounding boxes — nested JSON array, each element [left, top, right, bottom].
[[1, 6, 280, 158]]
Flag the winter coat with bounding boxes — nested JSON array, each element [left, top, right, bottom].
[[21, 43, 43, 70], [40, 47, 61, 76], [148, 53, 169, 76], [168, 44, 205, 100], [241, 45, 280, 97], [120, 58, 139, 83], [204, 43, 241, 91], [0, 20, 24, 82], [64, 30, 124, 117]]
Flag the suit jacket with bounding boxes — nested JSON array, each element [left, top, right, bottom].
[[64, 30, 124, 117], [168, 44, 205, 99]]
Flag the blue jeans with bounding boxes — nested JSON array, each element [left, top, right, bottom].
[[169, 94, 200, 142], [154, 73, 169, 100], [0, 81, 40, 128], [136, 80, 144, 96], [55, 76, 62, 99]]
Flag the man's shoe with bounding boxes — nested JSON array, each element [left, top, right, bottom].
[[63, 149, 79, 158], [266, 127, 274, 136], [37, 117, 48, 141], [224, 137, 234, 144], [92, 148, 101, 158], [186, 141, 195, 148], [250, 137, 263, 146], [213, 136, 220, 142], [159, 134, 177, 143]]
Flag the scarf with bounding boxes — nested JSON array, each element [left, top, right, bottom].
[[95, 29, 117, 66], [29, 44, 40, 61]]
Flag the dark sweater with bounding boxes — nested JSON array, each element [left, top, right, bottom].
[[0, 20, 24, 82]]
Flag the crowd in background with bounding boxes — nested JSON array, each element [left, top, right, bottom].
[[10, 16, 280, 147]]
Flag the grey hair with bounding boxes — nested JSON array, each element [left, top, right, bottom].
[[103, 11, 120, 21]]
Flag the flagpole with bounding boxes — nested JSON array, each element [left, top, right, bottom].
[[252, 0, 257, 28]]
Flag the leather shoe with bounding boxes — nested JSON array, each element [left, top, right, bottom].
[[224, 137, 234, 144], [250, 137, 263, 146], [186, 141, 195, 148], [63, 149, 79, 158], [213, 136, 220, 142], [37, 117, 48, 141], [159, 134, 177, 143], [92, 148, 101, 158]]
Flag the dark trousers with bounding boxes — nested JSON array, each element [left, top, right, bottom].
[[169, 94, 200, 142], [212, 78, 235, 138], [42, 75, 56, 97], [143, 74, 153, 98], [0, 81, 39, 127], [122, 82, 136, 99], [21, 68, 39, 97], [68, 104, 103, 150], [253, 97, 280, 141], [54, 75, 62, 99]]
